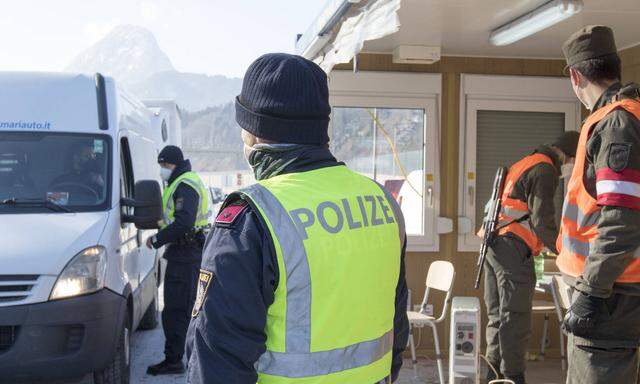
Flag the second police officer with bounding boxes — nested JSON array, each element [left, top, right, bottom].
[[147, 145, 212, 376]]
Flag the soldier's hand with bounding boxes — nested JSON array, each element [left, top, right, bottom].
[[562, 291, 608, 337], [146, 237, 154, 249]]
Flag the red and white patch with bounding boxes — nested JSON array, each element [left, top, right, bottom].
[[596, 168, 640, 210], [215, 201, 249, 226]]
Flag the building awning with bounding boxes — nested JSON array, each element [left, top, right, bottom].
[[296, 0, 640, 73], [296, 0, 401, 72]]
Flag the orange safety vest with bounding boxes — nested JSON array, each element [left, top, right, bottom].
[[556, 98, 640, 283], [497, 153, 554, 255]]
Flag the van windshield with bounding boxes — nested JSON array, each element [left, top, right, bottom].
[[0, 132, 111, 213]]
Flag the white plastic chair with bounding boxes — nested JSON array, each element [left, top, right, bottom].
[[406, 260, 455, 384]]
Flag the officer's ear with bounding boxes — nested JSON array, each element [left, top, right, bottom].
[[241, 129, 258, 147], [569, 68, 587, 89], [569, 67, 593, 109]]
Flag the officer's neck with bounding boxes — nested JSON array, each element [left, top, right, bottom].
[[550, 146, 566, 165], [584, 80, 617, 111]]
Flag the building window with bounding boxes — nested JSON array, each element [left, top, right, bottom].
[[458, 74, 582, 252], [331, 107, 426, 235], [329, 72, 442, 251]]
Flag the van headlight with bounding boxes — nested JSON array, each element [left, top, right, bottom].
[[50, 246, 107, 300]]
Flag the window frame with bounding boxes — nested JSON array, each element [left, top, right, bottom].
[[119, 137, 135, 221], [329, 71, 443, 252], [457, 74, 582, 252]]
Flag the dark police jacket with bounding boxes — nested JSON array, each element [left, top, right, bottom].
[[152, 159, 204, 263], [186, 148, 410, 384]]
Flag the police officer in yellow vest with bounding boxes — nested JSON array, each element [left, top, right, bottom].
[[559, 26, 640, 384], [186, 53, 410, 384], [147, 145, 212, 376]]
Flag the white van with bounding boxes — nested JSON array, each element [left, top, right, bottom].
[[0, 72, 166, 383]]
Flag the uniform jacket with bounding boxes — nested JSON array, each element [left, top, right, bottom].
[[571, 82, 640, 297], [186, 146, 410, 384], [152, 159, 204, 263], [501, 145, 562, 254]]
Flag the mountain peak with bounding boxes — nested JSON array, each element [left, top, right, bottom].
[[65, 24, 175, 84], [104, 24, 159, 42]]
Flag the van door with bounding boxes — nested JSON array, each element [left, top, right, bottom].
[[119, 137, 140, 292], [128, 134, 158, 293]]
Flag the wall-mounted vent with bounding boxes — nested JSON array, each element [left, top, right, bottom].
[[393, 45, 441, 65]]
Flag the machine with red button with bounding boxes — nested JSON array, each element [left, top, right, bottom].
[[449, 297, 481, 384]]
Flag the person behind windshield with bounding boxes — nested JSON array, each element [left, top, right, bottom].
[[49, 142, 105, 200]]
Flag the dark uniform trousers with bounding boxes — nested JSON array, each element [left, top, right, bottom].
[[484, 235, 535, 377], [566, 290, 640, 384], [163, 244, 201, 363]]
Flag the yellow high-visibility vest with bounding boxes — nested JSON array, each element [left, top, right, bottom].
[[239, 165, 402, 383], [162, 171, 212, 229]]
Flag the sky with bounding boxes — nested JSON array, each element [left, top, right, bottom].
[[0, 0, 327, 78]]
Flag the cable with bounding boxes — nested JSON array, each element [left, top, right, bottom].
[[480, 354, 515, 384], [415, 327, 422, 350], [366, 108, 423, 197], [411, 328, 439, 370], [479, 354, 499, 381]]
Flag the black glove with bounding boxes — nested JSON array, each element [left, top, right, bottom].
[[562, 291, 608, 337]]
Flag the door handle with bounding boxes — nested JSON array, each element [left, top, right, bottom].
[[136, 230, 143, 247], [427, 186, 434, 207], [468, 185, 475, 206]]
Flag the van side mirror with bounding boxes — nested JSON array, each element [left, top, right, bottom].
[[121, 180, 163, 229]]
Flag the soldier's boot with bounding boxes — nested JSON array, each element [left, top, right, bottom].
[[146, 359, 185, 376]]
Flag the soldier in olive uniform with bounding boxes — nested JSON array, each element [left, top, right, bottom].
[[559, 26, 640, 384], [483, 133, 579, 384]]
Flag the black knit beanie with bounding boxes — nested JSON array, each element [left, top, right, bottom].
[[158, 145, 184, 165], [235, 53, 331, 145], [552, 131, 580, 158]]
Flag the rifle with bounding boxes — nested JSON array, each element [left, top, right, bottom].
[[474, 166, 508, 289]]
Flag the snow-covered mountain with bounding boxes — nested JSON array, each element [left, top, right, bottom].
[[66, 24, 175, 85], [129, 71, 243, 112], [64, 24, 246, 171], [65, 24, 241, 111]]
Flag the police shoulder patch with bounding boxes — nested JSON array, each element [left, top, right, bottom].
[[175, 197, 184, 211], [192, 269, 213, 317], [215, 200, 249, 227], [607, 142, 631, 172]]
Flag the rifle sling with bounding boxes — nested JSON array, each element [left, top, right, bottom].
[[492, 213, 530, 233]]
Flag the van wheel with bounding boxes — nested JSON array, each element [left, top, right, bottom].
[[138, 288, 159, 330], [94, 311, 131, 384]]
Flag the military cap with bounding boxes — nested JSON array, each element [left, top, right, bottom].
[[562, 25, 618, 68]]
